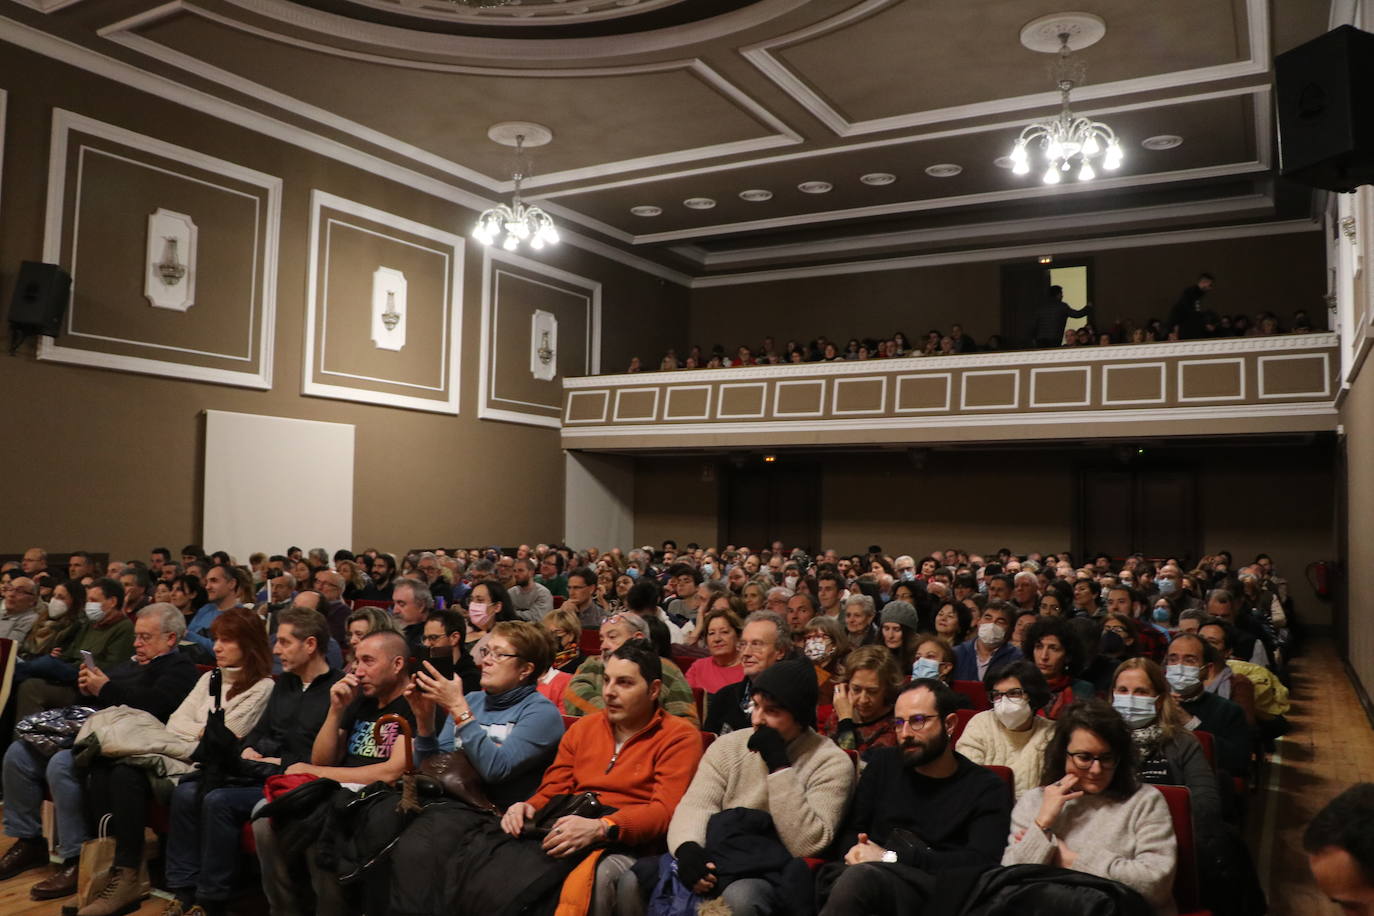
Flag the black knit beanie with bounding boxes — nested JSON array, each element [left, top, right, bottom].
[[751, 656, 819, 729]]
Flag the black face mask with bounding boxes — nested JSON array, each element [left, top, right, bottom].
[[1100, 630, 1126, 656]]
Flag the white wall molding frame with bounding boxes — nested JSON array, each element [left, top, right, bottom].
[[38, 108, 281, 390], [303, 190, 464, 414], [479, 247, 602, 428], [740, 0, 1270, 138], [0, 89, 6, 233], [0, 13, 693, 287]]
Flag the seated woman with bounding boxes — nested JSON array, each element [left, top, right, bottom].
[[346, 605, 399, 667], [541, 606, 586, 675], [955, 660, 1055, 798], [1003, 700, 1178, 915], [934, 599, 973, 645], [19, 579, 83, 660], [878, 600, 922, 674], [842, 594, 879, 650], [410, 620, 565, 809], [77, 608, 274, 916], [685, 604, 744, 694], [1024, 616, 1095, 719], [168, 575, 208, 624], [801, 614, 848, 706], [821, 644, 902, 761], [463, 579, 518, 656]]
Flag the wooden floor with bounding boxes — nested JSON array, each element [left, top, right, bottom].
[[1, 638, 1370, 915]]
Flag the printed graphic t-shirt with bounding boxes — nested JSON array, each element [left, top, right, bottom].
[[339, 694, 416, 769]]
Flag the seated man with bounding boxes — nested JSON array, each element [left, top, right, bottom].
[[565, 612, 698, 725], [951, 599, 1022, 682], [164, 607, 343, 916], [0, 576, 43, 645], [703, 611, 790, 735], [13, 577, 135, 717], [184, 564, 242, 662], [253, 629, 416, 916], [819, 678, 1013, 915], [1304, 782, 1374, 914], [0, 603, 197, 901], [1166, 632, 1252, 779], [665, 657, 854, 915]]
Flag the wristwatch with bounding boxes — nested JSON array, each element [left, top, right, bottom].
[[601, 818, 620, 842], [455, 709, 474, 725], [881, 850, 898, 864]]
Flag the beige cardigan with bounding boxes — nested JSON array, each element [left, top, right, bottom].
[[955, 709, 1055, 799]]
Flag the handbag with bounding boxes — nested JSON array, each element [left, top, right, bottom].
[[14, 705, 96, 757], [416, 750, 500, 814], [76, 814, 155, 906], [521, 791, 617, 841]]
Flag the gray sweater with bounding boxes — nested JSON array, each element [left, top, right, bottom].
[[667, 726, 854, 858], [1003, 783, 1178, 915]]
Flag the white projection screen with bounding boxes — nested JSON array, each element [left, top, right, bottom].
[[203, 410, 355, 561]]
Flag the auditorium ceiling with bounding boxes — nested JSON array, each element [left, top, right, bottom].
[[3, 0, 1335, 278]]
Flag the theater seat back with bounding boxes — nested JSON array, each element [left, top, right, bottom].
[[952, 680, 991, 710], [952, 707, 979, 742], [1155, 784, 1209, 915]]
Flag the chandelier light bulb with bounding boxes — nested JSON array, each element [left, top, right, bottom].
[[1104, 143, 1123, 170], [1012, 159, 1030, 176], [1010, 142, 1028, 165], [1043, 165, 1060, 184], [502, 234, 519, 251], [1082, 135, 1100, 156], [1078, 162, 1095, 181]]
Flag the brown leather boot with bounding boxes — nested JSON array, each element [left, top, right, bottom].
[[76, 865, 143, 916], [0, 837, 49, 880], [30, 859, 79, 900]]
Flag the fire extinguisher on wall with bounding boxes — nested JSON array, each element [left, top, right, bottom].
[[1307, 561, 1336, 600]]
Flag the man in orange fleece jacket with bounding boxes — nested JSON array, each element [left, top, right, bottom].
[[501, 641, 702, 916]]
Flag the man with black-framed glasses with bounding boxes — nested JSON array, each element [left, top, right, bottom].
[[819, 678, 1012, 915]]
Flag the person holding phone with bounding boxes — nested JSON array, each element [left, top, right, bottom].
[[1003, 700, 1177, 914], [12, 577, 135, 718]]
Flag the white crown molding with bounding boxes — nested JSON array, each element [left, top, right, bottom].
[[564, 333, 1339, 388], [9, 0, 87, 11], [479, 247, 603, 428], [218, 0, 815, 60], [686, 218, 1320, 289], [37, 108, 281, 390], [341, 0, 687, 27], [0, 13, 694, 286], [676, 193, 1275, 267], [0, 89, 7, 225], [559, 400, 1338, 440], [101, 5, 802, 194], [302, 190, 466, 414], [741, 0, 1270, 138]]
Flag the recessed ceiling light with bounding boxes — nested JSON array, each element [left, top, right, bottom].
[[1141, 134, 1183, 150], [925, 163, 963, 178], [860, 172, 897, 185], [683, 197, 717, 210], [798, 181, 833, 194], [739, 189, 773, 202], [994, 156, 1016, 169], [630, 205, 662, 217]]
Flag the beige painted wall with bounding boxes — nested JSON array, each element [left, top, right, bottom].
[[683, 233, 1327, 354], [1341, 362, 1374, 695], [0, 42, 686, 560]]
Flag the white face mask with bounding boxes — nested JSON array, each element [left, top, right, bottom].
[[911, 657, 941, 680], [784, 576, 798, 590], [1112, 693, 1159, 728], [993, 696, 1032, 730], [978, 622, 1007, 648], [46, 598, 70, 619], [1166, 664, 1203, 695], [802, 637, 831, 662], [84, 601, 106, 623]]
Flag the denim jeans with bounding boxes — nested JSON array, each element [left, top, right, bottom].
[[164, 781, 264, 901], [2, 744, 86, 860]]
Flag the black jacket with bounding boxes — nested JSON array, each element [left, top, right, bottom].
[[1180, 690, 1252, 776], [94, 649, 200, 721], [707, 807, 815, 916], [240, 666, 345, 772], [703, 678, 753, 735]]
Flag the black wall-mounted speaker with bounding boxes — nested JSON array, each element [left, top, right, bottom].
[[1275, 24, 1374, 192], [7, 261, 72, 339]]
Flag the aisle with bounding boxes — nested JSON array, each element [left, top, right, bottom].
[[1255, 637, 1374, 915]]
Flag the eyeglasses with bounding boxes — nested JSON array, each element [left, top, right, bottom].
[[1103, 626, 1130, 636], [420, 634, 445, 644], [478, 648, 520, 664], [987, 687, 1026, 702], [891, 714, 941, 732], [1067, 751, 1118, 770]]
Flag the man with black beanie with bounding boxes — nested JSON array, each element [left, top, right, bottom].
[[819, 678, 1012, 915], [661, 657, 854, 914]]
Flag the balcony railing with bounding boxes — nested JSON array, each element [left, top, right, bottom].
[[561, 333, 1338, 449]]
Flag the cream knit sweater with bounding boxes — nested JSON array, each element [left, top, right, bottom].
[[667, 727, 854, 858], [954, 710, 1054, 799], [1003, 782, 1178, 916]]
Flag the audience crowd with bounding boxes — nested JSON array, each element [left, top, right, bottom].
[[0, 537, 1328, 915]]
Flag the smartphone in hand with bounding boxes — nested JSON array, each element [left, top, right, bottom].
[[80, 649, 96, 669]]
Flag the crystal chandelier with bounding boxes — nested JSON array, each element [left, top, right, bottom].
[[472, 132, 559, 252], [1009, 32, 1122, 184]]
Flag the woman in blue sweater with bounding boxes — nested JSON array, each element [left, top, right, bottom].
[[409, 620, 564, 808]]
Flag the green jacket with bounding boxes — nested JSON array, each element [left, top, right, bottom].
[[63, 616, 135, 669], [564, 653, 699, 726]]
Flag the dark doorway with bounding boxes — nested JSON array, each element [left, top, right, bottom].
[[1076, 465, 1199, 565], [721, 460, 821, 553], [1000, 258, 1093, 348]]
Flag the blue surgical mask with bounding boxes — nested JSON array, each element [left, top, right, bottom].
[[701, 564, 714, 577], [900, 570, 915, 581], [1113, 693, 1159, 728], [1165, 664, 1203, 695], [626, 568, 639, 580], [1157, 579, 1177, 595], [911, 657, 941, 680], [1152, 606, 1171, 624]]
